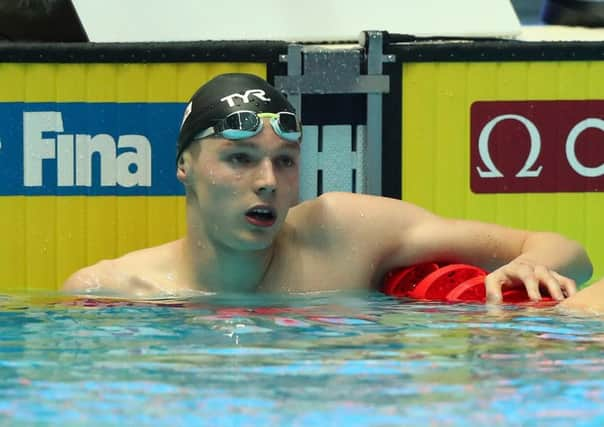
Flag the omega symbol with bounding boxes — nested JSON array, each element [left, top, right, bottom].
[[476, 114, 604, 179]]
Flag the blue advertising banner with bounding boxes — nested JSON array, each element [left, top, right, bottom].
[[0, 102, 186, 195]]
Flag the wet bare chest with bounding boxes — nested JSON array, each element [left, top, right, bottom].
[[261, 246, 380, 292]]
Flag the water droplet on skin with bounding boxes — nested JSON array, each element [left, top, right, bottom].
[[83, 275, 102, 291]]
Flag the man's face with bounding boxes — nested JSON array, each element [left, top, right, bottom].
[[181, 118, 300, 250]]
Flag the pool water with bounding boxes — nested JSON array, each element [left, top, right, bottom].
[[1, 292, 603, 426]]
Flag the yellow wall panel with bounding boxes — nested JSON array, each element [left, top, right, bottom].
[[85, 198, 117, 267], [56, 64, 87, 100], [86, 64, 118, 101], [402, 61, 604, 284], [117, 197, 149, 255], [25, 198, 57, 290], [56, 196, 87, 290], [24, 64, 57, 100], [1, 64, 26, 100], [0, 197, 26, 291], [147, 197, 182, 246]]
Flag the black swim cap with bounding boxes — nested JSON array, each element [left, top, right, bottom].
[[177, 73, 296, 161]]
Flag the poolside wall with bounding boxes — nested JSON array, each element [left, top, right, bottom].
[[0, 38, 603, 291], [389, 41, 604, 285]]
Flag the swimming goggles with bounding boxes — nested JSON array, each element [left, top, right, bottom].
[[193, 110, 302, 143]]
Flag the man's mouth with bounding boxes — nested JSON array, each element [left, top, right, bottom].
[[245, 206, 277, 227]]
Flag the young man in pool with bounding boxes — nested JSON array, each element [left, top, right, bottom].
[[62, 73, 593, 302]]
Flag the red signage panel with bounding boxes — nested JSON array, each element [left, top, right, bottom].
[[470, 100, 604, 193]]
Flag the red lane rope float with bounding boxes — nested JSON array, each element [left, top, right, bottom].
[[381, 262, 439, 297], [408, 264, 487, 300], [445, 275, 486, 302], [382, 263, 556, 305]]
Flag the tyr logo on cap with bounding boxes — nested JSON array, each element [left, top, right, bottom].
[[220, 89, 271, 107]]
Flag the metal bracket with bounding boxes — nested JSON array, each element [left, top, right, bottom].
[[275, 31, 393, 197], [276, 74, 388, 95], [275, 41, 390, 95]]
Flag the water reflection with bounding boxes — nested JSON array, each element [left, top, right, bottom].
[[0, 291, 603, 425]]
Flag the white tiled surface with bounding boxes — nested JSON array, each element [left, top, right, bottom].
[[517, 25, 604, 41], [72, 0, 522, 42]]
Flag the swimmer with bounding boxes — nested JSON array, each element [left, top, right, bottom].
[[62, 73, 593, 301]]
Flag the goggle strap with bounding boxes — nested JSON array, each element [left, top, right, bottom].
[[194, 127, 216, 140]]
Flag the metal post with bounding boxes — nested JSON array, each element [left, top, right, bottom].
[[275, 32, 393, 199]]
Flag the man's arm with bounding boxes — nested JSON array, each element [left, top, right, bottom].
[[317, 192, 592, 302]]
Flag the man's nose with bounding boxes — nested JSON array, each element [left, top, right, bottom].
[[254, 158, 277, 195]]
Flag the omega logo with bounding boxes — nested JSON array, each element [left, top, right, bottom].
[[476, 114, 604, 179]]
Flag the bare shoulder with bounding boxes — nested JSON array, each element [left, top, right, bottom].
[[62, 259, 123, 294], [288, 192, 427, 236], [284, 192, 430, 266], [61, 240, 183, 297], [290, 192, 414, 222], [286, 192, 355, 238]]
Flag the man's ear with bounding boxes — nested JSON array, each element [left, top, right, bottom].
[[176, 153, 189, 183]]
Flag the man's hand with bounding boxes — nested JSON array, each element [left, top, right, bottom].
[[485, 259, 577, 303]]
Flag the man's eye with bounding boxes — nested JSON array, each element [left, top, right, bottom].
[[227, 153, 252, 164], [276, 156, 296, 168]]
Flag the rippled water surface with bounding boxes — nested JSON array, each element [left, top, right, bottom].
[[0, 292, 603, 426]]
